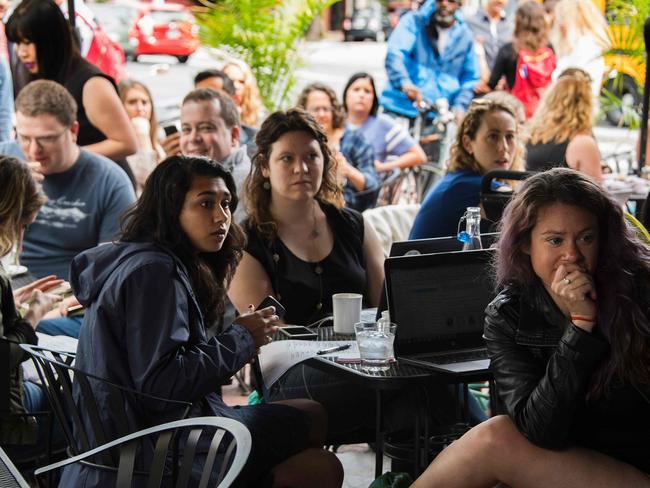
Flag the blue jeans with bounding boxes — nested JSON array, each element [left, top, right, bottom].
[[37, 315, 83, 338]]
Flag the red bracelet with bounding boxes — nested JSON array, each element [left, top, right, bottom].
[[570, 315, 595, 323]]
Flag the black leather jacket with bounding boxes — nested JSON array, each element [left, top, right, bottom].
[[484, 280, 614, 449]]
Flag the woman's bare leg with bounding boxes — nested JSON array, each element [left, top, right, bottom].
[[412, 415, 650, 488], [270, 399, 344, 487]]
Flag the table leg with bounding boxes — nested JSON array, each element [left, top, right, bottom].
[[375, 389, 384, 479]]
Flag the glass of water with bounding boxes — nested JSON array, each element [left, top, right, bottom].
[[354, 321, 396, 373]]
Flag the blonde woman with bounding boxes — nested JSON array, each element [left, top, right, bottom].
[[223, 61, 265, 127], [550, 0, 610, 103], [118, 80, 165, 193], [526, 68, 602, 182]]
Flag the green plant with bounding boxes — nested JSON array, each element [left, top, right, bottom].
[[194, 0, 336, 112], [599, 0, 648, 128]]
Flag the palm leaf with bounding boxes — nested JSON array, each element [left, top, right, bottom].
[[194, 0, 336, 112]]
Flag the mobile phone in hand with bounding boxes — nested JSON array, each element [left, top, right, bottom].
[[256, 295, 286, 320], [163, 124, 178, 137]]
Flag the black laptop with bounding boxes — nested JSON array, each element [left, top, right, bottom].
[[385, 249, 496, 374], [389, 232, 499, 257]]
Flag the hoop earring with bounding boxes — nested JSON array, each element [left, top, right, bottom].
[[262, 179, 271, 190]]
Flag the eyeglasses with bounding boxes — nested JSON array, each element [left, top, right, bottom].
[[17, 130, 67, 148], [308, 107, 333, 115]]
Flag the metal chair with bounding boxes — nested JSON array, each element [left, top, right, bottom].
[[350, 168, 402, 212], [19, 344, 191, 474], [0, 338, 58, 486], [0, 447, 30, 488], [34, 417, 252, 488]]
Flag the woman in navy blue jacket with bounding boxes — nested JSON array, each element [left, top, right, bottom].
[[64, 156, 342, 487]]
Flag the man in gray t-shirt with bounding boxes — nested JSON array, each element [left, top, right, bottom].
[[0, 80, 135, 280]]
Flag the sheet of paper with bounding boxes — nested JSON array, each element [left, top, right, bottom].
[[258, 340, 359, 389], [22, 333, 78, 383]]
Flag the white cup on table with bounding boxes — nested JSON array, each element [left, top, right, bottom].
[[332, 293, 362, 334]]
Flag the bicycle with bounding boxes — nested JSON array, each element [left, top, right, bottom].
[[379, 98, 456, 205]]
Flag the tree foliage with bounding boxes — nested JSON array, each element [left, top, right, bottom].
[[194, 0, 336, 112]]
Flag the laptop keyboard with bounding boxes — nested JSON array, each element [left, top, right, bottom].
[[420, 349, 489, 364]]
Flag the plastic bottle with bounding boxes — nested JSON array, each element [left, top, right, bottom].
[[458, 207, 483, 251]]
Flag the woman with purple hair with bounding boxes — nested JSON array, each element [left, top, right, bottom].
[[413, 168, 650, 487]]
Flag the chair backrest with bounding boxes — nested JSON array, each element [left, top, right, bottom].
[[20, 344, 191, 470], [0, 447, 30, 488], [35, 417, 252, 488], [480, 170, 533, 223], [363, 203, 421, 256]]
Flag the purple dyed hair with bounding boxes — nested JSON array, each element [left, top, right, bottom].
[[496, 168, 650, 398]]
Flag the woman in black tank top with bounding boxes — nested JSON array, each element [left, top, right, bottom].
[[7, 0, 137, 183], [525, 68, 602, 182]]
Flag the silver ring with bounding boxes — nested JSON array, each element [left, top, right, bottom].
[[564, 277, 571, 285]]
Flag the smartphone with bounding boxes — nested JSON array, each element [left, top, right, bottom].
[[66, 303, 84, 317], [278, 325, 318, 340], [163, 124, 178, 136], [256, 295, 286, 320]]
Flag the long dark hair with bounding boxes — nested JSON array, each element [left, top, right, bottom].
[[6, 0, 79, 84], [496, 168, 650, 398], [342, 72, 379, 117], [120, 156, 246, 325]]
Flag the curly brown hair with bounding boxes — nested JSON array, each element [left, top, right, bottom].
[[447, 98, 519, 174], [296, 83, 346, 130], [513, 1, 550, 53], [245, 108, 344, 240]]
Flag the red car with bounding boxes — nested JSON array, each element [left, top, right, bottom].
[[128, 2, 199, 63]]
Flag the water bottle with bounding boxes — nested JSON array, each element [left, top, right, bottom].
[[457, 207, 483, 251]]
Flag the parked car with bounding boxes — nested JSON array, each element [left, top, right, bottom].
[[342, 2, 389, 42], [128, 2, 199, 63], [91, 1, 138, 61]]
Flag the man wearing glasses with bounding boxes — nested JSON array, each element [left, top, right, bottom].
[[380, 0, 480, 122], [0, 80, 135, 282]]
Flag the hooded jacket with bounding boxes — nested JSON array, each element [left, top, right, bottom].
[[380, 0, 479, 118], [60, 241, 255, 486]]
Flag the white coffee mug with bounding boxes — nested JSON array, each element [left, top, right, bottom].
[[332, 293, 363, 334]]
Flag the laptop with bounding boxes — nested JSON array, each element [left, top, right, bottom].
[[385, 249, 496, 374], [390, 232, 499, 257]]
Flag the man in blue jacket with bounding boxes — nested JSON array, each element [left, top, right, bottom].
[[380, 0, 480, 120]]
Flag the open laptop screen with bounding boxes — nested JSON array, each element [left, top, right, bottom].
[[385, 249, 497, 355]]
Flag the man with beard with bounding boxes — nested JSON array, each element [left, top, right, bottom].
[[380, 0, 479, 121]]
